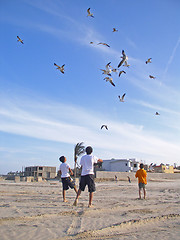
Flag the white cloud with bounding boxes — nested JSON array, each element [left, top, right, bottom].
[[164, 36, 180, 75], [0, 94, 180, 165]]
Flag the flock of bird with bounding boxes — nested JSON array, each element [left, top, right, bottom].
[[16, 7, 160, 132]]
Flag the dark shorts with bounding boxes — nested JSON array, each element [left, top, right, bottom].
[[139, 182, 146, 189], [61, 177, 75, 190], [79, 174, 96, 193]]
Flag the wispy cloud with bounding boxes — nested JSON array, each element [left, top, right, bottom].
[[0, 94, 180, 164], [164, 36, 180, 76]]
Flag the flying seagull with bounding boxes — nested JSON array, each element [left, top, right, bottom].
[[146, 58, 152, 64], [17, 36, 24, 44], [87, 8, 94, 18], [149, 75, 156, 79], [97, 42, 110, 48], [90, 41, 94, 44], [118, 50, 128, 68], [54, 63, 65, 74], [119, 70, 126, 77], [100, 62, 112, 76], [101, 125, 108, 130], [118, 93, 126, 102], [104, 77, 115, 87], [112, 28, 118, 32], [155, 112, 160, 115]]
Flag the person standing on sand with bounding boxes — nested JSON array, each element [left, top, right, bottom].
[[58, 156, 78, 202], [73, 146, 103, 207], [127, 176, 131, 183], [115, 175, 117, 183], [135, 163, 147, 199]]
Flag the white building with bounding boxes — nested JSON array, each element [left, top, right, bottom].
[[102, 158, 139, 172]]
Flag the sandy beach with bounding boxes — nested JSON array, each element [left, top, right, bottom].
[[0, 177, 180, 240]]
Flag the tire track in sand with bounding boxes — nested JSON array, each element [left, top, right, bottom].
[[57, 213, 180, 240]]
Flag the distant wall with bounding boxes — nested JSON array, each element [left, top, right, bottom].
[[96, 171, 180, 181]]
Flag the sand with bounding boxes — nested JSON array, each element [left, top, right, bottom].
[[0, 177, 180, 240]]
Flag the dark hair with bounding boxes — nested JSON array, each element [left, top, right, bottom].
[[59, 156, 65, 163], [140, 163, 144, 169], [86, 146, 93, 155]]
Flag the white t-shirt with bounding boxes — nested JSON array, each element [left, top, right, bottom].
[[80, 154, 98, 176], [59, 162, 70, 178]]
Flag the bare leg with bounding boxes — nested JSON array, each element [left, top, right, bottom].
[[139, 189, 141, 199], [73, 189, 81, 206], [88, 192, 93, 207], [143, 188, 146, 199], [63, 190, 68, 202], [74, 186, 78, 194]]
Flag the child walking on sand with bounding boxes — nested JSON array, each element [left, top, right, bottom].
[[135, 163, 147, 199], [58, 156, 78, 202], [73, 146, 103, 207]]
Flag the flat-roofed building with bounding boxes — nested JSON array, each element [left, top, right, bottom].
[[24, 166, 56, 179], [102, 158, 139, 172]]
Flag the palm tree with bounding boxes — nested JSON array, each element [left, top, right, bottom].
[[74, 142, 85, 178]]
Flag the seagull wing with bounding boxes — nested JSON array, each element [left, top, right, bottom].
[[110, 80, 115, 87], [106, 62, 111, 70], [122, 50, 126, 58], [54, 63, 60, 68], [119, 71, 123, 77], [118, 59, 124, 68], [119, 70, 126, 77], [122, 93, 126, 100], [87, 8, 91, 14]]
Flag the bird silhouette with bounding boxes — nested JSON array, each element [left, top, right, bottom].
[[101, 125, 108, 130], [112, 28, 118, 32], [54, 63, 65, 74], [118, 93, 126, 102], [100, 62, 112, 76], [17, 36, 24, 44], [118, 50, 128, 68], [97, 42, 110, 48], [87, 8, 94, 17], [155, 112, 160, 115], [119, 70, 126, 77], [104, 77, 115, 87], [146, 58, 152, 64], [149, 75, 156, 79]]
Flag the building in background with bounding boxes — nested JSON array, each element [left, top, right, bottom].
[[154, 164, 174, 173], [24, 166, 56, 179], [102, 158, 140, 172]]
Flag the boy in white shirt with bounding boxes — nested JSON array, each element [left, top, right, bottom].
[[59, 156, 78, 202], [73, 146, 103, 207]]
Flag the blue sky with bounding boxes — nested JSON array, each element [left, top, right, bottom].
[[0, 0, 180, 174]]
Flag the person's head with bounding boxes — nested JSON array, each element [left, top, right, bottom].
[[86, 146, 93, 155], [140, 163, 144, 169], [59, 156, 66, 163]]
